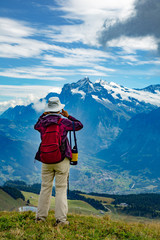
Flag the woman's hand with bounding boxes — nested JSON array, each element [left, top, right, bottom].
[[60, 109, 69, 118]]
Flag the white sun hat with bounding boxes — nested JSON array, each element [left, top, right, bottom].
[[45, 97, 65, 112]]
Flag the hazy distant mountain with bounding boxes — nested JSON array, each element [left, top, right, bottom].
[[97, 107, 160, 178], [0, 132, 40, 185]]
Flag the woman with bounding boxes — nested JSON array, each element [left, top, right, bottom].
[[34, 97, 83, 226]]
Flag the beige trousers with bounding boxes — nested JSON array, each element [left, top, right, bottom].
[[36, 158, 70, 222]]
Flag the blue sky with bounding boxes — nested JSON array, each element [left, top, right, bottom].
[[0, 0, 160, 112]]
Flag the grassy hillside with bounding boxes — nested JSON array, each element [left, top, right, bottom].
[[22, 191, 100, 215], [0, 188, 102, 215], [1, 211, 160, 240], [80, 193, 114, 204], [0, 189, 24, 211]]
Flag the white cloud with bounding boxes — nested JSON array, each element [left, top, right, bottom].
[[0, 17, 112, 61], [94, 66, 116, 72], [78, 68, 108, 77], [0, 85, 61, 97], [0, 67, 67, 80], [0, 16, 114, 79], [99, 0, 160, 54], [119, 55, 138, 62], [133, 59, 160, 66], [32, 99, 47, 113], [0, 17, 35, 38], [107, 36, 158, 53], [0, 18, 49, 59], [0, 38, 52, 59], [44, 55, 103, 67], [118, 55, 160, 66], [43, 48, 113, 68], [0, 42, 114, 78], [49, 0, 136, 46], [0, 85, 61, 113]]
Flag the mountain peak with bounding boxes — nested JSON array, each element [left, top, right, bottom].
[[77, 77, 95, 93], [76, 77, 92, 86], [61, 77, 94, 99], [140, 84, 160, 93], [66, 77, 94, 95]]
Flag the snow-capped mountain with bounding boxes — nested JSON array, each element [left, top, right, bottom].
[[63, 77, 160, 110], [1, 77, 160, 150], [1, 77, 160, 192]]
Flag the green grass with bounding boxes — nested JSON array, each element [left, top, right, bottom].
[[1, 211, 160, 240], [68, 200, 99, 215]]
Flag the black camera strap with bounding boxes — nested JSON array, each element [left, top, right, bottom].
[[69, 121, 78, 150]]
